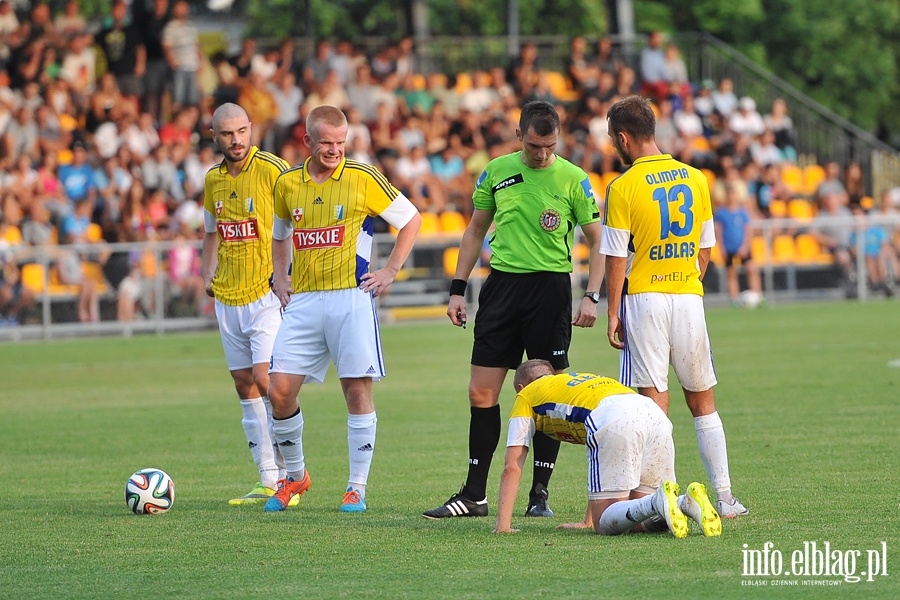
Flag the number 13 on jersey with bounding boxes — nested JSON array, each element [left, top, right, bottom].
[[652, 183, 694, 240]]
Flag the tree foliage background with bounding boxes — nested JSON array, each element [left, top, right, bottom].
[[77, 1, 899, 145]]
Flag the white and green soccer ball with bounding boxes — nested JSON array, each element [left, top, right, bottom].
[[125, 468, 175, 515]]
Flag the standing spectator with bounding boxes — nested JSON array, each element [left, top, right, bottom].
[[506, 42, 539, 100], [346, 63, 379, 122], [423, 101, 604, 520], [3, 105, 38, 163], [200, 103, 292, 506], [0, 1, 19, 39], [814, 186, 855, 296], [228, 37, 256, 80], [600, 95, 748, 518], [268, 71, 304, 154], [265, 105, 421, 512], [714, 183, 763, 305], [302, 39, 334, 88], [58, 33, 96, 100], [97, 0, 146, 102], [134, 0, 171, 122], [162, 0, 201, 110]]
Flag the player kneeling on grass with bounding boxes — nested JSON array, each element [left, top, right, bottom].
[[493, 359, 721, 538]]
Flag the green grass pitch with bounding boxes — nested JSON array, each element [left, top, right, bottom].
[[1, 301, 898, 598]]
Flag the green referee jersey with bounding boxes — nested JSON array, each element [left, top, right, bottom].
[[473, 152, 601, 273]]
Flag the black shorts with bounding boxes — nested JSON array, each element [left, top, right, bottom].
[[471, 270, 572, 370], [724, 250, 751, 267]]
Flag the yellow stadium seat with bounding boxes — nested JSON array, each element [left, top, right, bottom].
[[419, 212, 440, 235], [801, 164, 826, 196], [542, 70, 579, 102], [81, 261, 109, 294], [771, 234, 796, 264], [572, 242, 590, 265], [86, 223, 103, 242], [750, 236, 768, 264], [601, 171, 620, 191], [795, 233, 833, 264], [588, 172, 604, 198], [453, 72, 473, 94], [439, 211, 467, 234], [21, 263, 47, 294], [443, 247, 459, 278], [860, 195, 875, 211], [412, 73, 426, 90], [780, 164, 803, 194], [788, 199, 815, 221], [769, 199, 788, 218], [709, 243, 724, 267], [700, 168, 716, 189]]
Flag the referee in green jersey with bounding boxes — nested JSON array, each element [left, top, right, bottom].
[[424, 101, 604, 520]]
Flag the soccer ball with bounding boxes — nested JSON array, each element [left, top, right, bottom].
[[125, 468, 175, 515], [738, 290, 763, 309]]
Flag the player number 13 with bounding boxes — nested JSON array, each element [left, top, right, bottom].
[[652, 184, 694, 240]]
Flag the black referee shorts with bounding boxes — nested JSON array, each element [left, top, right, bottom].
[[471, 270, 572, 371]]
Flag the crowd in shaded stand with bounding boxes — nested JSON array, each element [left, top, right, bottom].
[[0, 6, 897, 325]]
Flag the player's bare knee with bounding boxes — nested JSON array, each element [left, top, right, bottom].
[[468, 385, 499, 408]]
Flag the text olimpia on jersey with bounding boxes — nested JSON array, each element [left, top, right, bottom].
[[273, 158, 400, 292], [204, 147, 290, 305], [603, 154, 713, 295], [508, 372, 637, 446], [472, 153, 601, 274]]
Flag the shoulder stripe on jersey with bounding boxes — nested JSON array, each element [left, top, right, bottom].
[[345, 161, 396, 198], [256, 151, 290, 172], [206, 161, 223, 175]]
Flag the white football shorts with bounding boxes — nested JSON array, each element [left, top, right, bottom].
[[214, 291, 282, 371], [618, 292, 717, 393], [585, 394, 675, 499], [269, 287, 385, 384]]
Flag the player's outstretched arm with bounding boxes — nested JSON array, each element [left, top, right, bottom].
[[494, 445, 528, 533]]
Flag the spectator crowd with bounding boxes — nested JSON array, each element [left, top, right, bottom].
[[0, 2, 897, 326]]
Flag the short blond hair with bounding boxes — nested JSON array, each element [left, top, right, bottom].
[[306, 105, 348, 139], [513, 359, 554, 390]]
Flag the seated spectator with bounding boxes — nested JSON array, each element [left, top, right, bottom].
[[396, 72, 434, 117], [35, 153, 69, 215], [0, 1, 19, 38], [58, 141, 97, 208], [122, 111, 160, 160], [430, 145, 472, 212], [662, 43, 691, 99], [814, 188, 857, 296], [594, 36, 622, 76], [8, 154, 39, 212], [268, 71, 304, 154], [347, 63, 380, 122], [303, 69, 350, 113], [754, 162, 792, 218], [54, 0, 87, 40], [750, 129, 783, 167], [843, 161, 867, 210], [93, 155, 132, 226], [4, 105, 39, 162], [394, 144, 445, 213], [35, 104, 70, 157], [303, 39, 334, 88], [639, 30, 668, 101], [565, 36, 590, 93], [58, 197, 105, 322], [711, 77, 738, 117], [167, 227, 205, 316], [0, 247, 34, 325], [21, 200, 56, 248], [729, 97, 765, 138], [507, 42, 540, 99], [848, 205, 894, 297], [59, 32, 97, 99], [815, 161, 846, 208], [764, 98, 797, 163]]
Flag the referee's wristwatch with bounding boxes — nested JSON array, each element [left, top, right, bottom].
[[584, 291, 601, 304]]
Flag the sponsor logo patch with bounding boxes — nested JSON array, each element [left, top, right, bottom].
[[217, 218, 259, 241], [292, 225, 345, 250], [491, 173, 524, 194]]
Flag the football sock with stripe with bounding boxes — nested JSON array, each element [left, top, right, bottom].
[[462, 405, 501, 501], [530, 431, 560, 498], [347, 411, 377, 496], [694, 412, 734, 501], [263, 396, 287, 481], [272, 407, 306, 481], [241, 397, 281, 489]]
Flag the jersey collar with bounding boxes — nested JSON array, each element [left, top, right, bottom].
[[218, 145, 259, 175], [631, 154, 673, 166], [301, 156, 347, 183]]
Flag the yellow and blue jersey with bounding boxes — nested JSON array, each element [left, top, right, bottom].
[[603, 154, 713, 295], [507, 372, 637, 446]]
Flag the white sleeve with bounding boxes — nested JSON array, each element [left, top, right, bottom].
[[699, 218, 716, 248], [273, 216, 293, 241], [599, 225, 631, 257], [378, 192, 418, 230], [203, 208, 217, 234], [506, 417, 536, 448]]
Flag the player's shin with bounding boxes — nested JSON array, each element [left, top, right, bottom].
[[347, 412, 377, 494], [463, 405, 501, 501], [693, 411, 733, 500], [241, 397, 280, 489], [272, 408, 306, 480]]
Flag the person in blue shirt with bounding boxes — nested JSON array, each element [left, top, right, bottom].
[[714, 183, 763, 305]]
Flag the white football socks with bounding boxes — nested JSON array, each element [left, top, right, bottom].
[[272, 409, 306, 481], [262, 396, 287, 480], [240, 397, 280, 489], [347, 412, 377, 495], [694, 411, 733, 501]]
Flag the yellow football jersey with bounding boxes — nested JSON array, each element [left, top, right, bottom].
[[604, 154, 712, 294], [204, 146, 289, 305], [509, 372, 638, 445], [273, 158, 400, 292]]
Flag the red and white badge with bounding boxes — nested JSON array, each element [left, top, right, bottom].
[[215, 200, 223, 216], [292, 207, 303, 222]]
